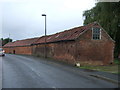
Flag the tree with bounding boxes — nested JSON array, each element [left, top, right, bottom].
[[0, 38, 12, 46], [83, 2, 120, 57]]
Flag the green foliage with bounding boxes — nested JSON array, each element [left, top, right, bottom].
[[0, 38, 12, 46], [114, 58, 120, 65], [83, 2, 120, 58], [79, 65, 119, 74]]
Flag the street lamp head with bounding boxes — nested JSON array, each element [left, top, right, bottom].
[[42, 14, 46, 16]]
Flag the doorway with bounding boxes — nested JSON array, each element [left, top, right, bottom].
[[13, 50, 15, 54]]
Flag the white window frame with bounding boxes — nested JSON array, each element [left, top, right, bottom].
[[92, 27, 101, 40]]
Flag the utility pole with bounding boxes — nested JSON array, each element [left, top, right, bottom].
[[42, 14, 47, 58]]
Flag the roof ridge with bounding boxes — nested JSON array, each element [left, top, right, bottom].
[[15, 37, 40, 42], [33, 24, 92, 44], [4, 22, 101, 47]]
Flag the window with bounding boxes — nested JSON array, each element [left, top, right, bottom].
[[92, 27, 101, 40]]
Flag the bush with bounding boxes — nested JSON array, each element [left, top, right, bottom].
[[114, 58, 120, 65]]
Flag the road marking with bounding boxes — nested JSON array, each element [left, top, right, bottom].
[[52, 86, 58, 90]]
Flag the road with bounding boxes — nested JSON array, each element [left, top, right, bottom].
[[2, 54, 118, 88]]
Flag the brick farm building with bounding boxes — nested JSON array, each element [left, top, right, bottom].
[[3, 22, 115, 65]]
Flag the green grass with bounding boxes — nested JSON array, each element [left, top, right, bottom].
[[79, 59, 120, 74], [79, 65, 119, 74]]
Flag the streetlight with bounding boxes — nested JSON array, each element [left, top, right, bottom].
[[42, 14, 47, 58], [9, 33, 10, 42]]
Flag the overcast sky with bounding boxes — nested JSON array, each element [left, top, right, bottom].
[[0, 0, 96, 41]]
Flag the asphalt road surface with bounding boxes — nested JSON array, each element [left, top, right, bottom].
[[2, 54, 118, 88]]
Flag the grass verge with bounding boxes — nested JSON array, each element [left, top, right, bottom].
[[79, 65, 119, 74], [79, 59, 120, 74]]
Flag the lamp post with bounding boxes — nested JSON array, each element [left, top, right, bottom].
[[42, 14, 47, 58], [9, 33, 10, 42]]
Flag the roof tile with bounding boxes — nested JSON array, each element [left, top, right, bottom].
[[4, 37, 39, 47], [4, 22, 99, 47], [33, 22, 96, 44]]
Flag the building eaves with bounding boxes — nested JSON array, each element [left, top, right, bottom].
[[4, 22, 113, 47], [32, 22, 94, 45], [4, 37, 39, 47]]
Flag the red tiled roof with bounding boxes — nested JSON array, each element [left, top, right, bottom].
[[4, 22, 100, 47], [3, 42, 13, 47], [4, 37, 39, 47], [33, 22, 98, 44]]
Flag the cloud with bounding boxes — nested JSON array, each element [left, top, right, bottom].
[[1, 0, 95, 40]]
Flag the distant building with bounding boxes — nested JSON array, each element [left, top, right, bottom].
[[3, 38, 39, 55], [3, 22, 115, 65]]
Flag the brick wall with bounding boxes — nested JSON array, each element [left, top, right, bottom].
[[3, 25, 114, 66], [4, 47, 14, 54], [32, 29, 114, 65], [32, 41, 76, 64], [75, 29, 114, 65], [4, 46, 32, 55]]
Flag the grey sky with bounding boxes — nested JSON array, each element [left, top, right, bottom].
[[1, 0, 95, 41]]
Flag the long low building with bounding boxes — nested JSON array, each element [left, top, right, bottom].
[[3, 37, 39, 55], [3, 22, 115, 65]]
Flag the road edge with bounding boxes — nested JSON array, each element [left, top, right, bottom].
[[89, 74, 120, 85]]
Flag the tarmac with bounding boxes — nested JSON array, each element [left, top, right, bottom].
[[1, 54, 120, 88], [77, 67, 120, 86], [43, 55, 120, 86], [38, 55, 120, 87]]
